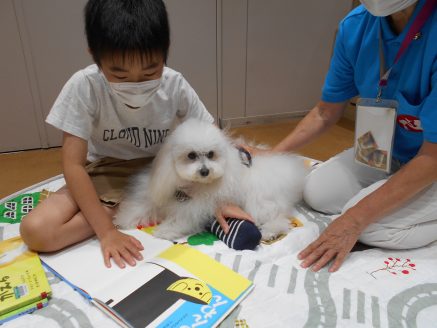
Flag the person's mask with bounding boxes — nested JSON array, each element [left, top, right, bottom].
[[109, 78, 161, 109], [360, 0, 418, 16]]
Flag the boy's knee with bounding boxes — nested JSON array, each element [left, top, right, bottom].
[[20, 214, 56, 252]]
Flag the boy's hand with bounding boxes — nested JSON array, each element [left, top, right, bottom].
[[215, 204, 254, 234], [99, 229, 144, 268]]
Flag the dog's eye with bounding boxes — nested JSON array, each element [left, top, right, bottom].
[[187, 152, 197, 160], [207, 151, 214, 159]]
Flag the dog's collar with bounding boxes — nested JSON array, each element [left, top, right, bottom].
[[174, 189, 191, 202], [237, 147, 252, 168]]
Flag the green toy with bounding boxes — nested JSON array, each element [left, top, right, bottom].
[[187, 232, 219, 246]]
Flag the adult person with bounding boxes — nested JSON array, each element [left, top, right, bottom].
[[272, 0, 437, 272]]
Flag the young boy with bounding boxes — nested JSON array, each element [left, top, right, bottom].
[[19, 0, 213, 269]]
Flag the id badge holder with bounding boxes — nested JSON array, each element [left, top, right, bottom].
[[354, 98, 398, 173]]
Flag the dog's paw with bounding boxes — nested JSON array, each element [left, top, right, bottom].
[[114, 210, 157, 229], [114, 206, 144, 229], [259, 218, 290, 241], [260, 230, 283, 241], [113, 216, 136, 229], [153, 224, 184, 241]]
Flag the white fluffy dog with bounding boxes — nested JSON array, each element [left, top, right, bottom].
[[114, 119, 307, 241]]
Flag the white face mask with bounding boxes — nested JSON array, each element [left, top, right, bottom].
[[360, 0, 418, 16], [109, 78, 161, 109]]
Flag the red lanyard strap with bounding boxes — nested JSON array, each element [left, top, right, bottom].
[[378, 0, 437, 91]]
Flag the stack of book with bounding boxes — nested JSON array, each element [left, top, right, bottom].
[[0, 236, 51, 323]]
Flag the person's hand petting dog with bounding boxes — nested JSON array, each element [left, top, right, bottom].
[[215, 204, 254, 234], [99, 228, 144, 268], [239, 144, 271, 157], [298, 213, 365, 272]]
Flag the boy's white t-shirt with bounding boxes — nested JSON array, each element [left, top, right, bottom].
[[46, 64, 214, 161]]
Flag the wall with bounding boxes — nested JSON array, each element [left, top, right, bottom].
[[0, 0, 352, 152]]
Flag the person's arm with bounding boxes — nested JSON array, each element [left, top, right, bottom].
[[242, 100, 347, 156], [274, 100, 347, 152], [299, 140, 437, 272], [214, 204, 254, 234], [62, 133, 144, 268], [220, 100, 347, 230]]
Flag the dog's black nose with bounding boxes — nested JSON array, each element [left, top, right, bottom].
[[200, 167, 210, 177]]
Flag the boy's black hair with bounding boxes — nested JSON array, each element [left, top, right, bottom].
[[84, 0, 170, 65]]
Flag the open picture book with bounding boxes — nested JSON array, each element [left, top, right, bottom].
[[40, 229, 254, 328]]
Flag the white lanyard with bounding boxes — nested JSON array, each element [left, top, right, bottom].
[[354, 1, 435, 172]]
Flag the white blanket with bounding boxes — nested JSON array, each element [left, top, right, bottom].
[[1, 176, 437, 328]]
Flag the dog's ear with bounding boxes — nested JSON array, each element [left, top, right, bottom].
[[149, 141, 178, 206]]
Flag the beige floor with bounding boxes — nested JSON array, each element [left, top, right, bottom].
[[0, 118, 354, 199]]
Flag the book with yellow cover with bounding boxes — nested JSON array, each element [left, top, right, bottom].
[[0, 237, 51, 318], [0, 298, 49, 324], [41, 229, 254, 328]]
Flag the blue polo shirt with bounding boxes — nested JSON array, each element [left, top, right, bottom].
[[322, 0, 437, 163]]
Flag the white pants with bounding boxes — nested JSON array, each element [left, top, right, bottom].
[[303, 148, 437, 249]]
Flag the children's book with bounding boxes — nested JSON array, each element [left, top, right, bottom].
[[0, 298, 49, 324], [0, 190, 51, 224], [40, 229, 254, 328], [0, 237, 51, 323]]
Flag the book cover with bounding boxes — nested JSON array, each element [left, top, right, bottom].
[[0, 237, 51, 316], [0, 190, 50, 224], [0, 298, 49, 324], [41, 229, 253, 328]]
